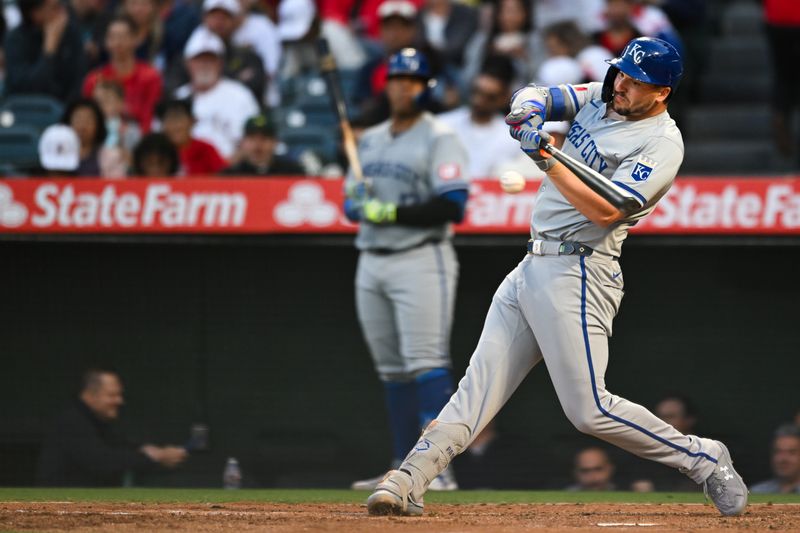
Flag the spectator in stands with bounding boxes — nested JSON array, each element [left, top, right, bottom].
[[355, 1, 444, 125], [157, 98, 227, 176], [159, 0, 201, 72], [93, 79, 141, 177], [4, 0, 87, 102], [655, 395, 698, 436], [36, 368, 187, 486], [62, 98, 107, 176], [233, 0, 282, 105], [594, 0, 682, 58], [764, 0, 800, 160], [463, 0, 542, 92], [751, 424, 800, 494], [437, 58, 526, 180], [120, 0, 161, 62], [221, 113, 304, 176], [567, 447, 616, 491], [82, 15, 162, 133], [277, 0, 318, 80], [37, 124, 80, 176], [174, 28, 259, 160], [67, 0, 110, 68], [181, 0, 268, 102], [540, 21, 612, 83], [419, 0, 478, 72], [132, 132, 180, 176], [317, 0, 367, 71]]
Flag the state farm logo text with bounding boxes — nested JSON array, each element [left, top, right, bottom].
[[29, 183, 247, 227]]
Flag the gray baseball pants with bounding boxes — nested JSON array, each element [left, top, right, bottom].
[[356, 240, 458, 379], [401, 249, 722, 493]]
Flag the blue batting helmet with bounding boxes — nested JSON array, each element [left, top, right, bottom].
[[387, 48, 431, 80], [601, 37, 683, 103]]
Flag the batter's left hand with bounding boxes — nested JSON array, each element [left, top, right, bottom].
[[506, 103, 545, 155], [362, 199, 397, 224]]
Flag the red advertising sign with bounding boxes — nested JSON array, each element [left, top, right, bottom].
[[0, 177, 798, 234]]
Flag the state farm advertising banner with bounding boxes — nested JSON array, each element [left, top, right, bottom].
[[0, 177, 798, 235]]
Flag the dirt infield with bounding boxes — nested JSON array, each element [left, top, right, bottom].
[[2, 502, 800, 532]]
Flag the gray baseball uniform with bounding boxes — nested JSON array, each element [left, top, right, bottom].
[[399, 82, 724, 495], [349, 111, 469, 379]]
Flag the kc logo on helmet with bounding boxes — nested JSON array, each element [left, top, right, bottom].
[[627, 43, 646, 64], [0, 183, 28, 227]]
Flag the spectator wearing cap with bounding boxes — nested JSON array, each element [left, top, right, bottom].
[[4, 0, 87, 101], [82, 15, 163, 133], [38, 124, 81, 176], [132, 133, 180, 177], [157, 98, 227, 176], [355, 1, 445, 125], [276, 0, 317, 79], [221, 114, 304, 176], [169, 0, 267, 103], [751, 424, 800, 494], [174, 28, 260, 160]]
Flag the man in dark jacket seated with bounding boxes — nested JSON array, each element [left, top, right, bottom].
[[36, 369, 187, 486]]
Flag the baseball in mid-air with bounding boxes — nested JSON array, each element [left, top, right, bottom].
[[499, 170, 526, 194]]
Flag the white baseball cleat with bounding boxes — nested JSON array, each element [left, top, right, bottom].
[[350, 473, 386, 491], [703, 441, 748, 516], [366, 470, 423, 516], [428, 466, 458, 491]]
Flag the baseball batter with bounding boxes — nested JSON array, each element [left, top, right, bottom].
[[344, 48, 469, 491], [367, 38, 748, 517]]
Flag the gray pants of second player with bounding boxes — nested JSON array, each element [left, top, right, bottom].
[[356, 241, 457, 378], [402, 250, 721, 492]]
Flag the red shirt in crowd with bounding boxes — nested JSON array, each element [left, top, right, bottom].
[[180, 139, 228, 176], [764, 0, 800, 26], [82, 63, 163, 133], [318, 0, 424, 39]]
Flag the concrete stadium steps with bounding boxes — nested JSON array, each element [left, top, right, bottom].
[[707, 38, 771, 75], [684, 105, 771, 139], [698, 75, 771, 103], [720, 0, 764, 37], [682, 139, 776, 174]]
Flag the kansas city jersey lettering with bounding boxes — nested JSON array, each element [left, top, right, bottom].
[[362, 161, 421, 185], [566, 120, 609, 174]]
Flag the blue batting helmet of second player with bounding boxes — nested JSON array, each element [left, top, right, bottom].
[[387, 47, 431, 80], [601, 37, 683, 103]]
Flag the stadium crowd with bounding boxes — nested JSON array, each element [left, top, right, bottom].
[[1, 0, 793, 178]]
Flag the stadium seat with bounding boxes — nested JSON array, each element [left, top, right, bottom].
[[280, 128, 339, 164], [0, 95, 64, 131], [0, 125, 41, 170]]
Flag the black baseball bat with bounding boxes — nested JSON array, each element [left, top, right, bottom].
[[538, 131, 636, 210]]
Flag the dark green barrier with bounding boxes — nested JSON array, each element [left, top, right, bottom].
[[1, 237, 797, 489]]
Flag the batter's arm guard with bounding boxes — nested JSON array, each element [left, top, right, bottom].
[[510, 82, 601, 122]]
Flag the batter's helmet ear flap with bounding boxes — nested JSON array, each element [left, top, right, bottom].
[[601, 66, 618, 103]]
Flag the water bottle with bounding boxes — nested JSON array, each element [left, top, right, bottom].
[[223, 457, 242, 489]]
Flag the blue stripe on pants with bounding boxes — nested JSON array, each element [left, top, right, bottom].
[[578, 256, 718, 465]]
